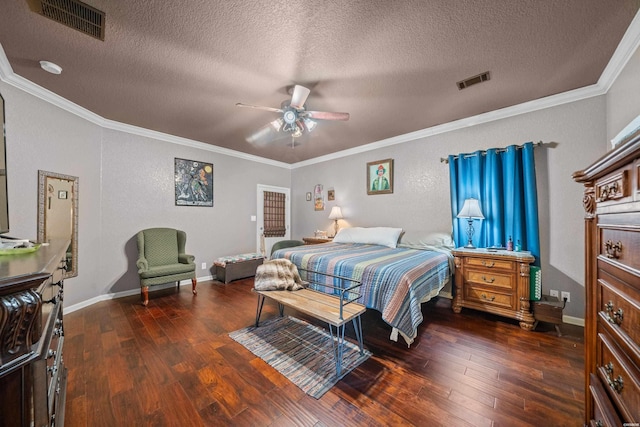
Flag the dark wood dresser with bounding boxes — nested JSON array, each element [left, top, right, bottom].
[[0, 240, 69, 427], [574, 136, 640, 425]]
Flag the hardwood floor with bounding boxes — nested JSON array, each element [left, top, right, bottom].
[[63, 278, 584, 426]]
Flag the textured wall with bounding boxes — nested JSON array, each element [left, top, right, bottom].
[[291, 97, 608, 320]]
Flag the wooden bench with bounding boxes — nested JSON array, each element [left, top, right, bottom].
[[254, 270, 366, 377]]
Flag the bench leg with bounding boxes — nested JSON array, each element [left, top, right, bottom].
[[328, 324, 348, 378], [352, 315, 364, 355], [255, 294, 266, 327], [277, 303, 284, 317]]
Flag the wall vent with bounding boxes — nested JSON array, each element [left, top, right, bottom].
[[457, 71, 490, 90], [26, 0, 105, 40]]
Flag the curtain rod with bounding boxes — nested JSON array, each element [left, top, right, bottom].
[[440, 140, 544, 164]]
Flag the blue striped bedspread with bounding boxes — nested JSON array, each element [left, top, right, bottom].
[[271, 242, 452, 345]]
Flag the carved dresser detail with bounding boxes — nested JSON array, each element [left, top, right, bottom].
[[574, 135, 640, 425], [0, 240, 69, 427]]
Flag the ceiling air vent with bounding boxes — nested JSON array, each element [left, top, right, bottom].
[[457, 71, 490, 90], [26, 0, 105, 40]]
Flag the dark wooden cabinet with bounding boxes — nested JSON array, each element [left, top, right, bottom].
[[574, 136, 640, 425], [0, 240, 69, 427]]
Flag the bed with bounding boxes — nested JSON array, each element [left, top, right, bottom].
[[271, 227, 454, 346]]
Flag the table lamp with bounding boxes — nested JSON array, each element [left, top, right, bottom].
[[457, 198, 484, 248], [328, 206, 343, 237]]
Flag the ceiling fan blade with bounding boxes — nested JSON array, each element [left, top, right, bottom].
[[289, 85, 311, 109], [235, 103, 282, 114], [305, 111, 350, 121]]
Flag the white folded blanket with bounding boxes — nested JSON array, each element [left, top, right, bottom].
[[254, 258, 308, 291]]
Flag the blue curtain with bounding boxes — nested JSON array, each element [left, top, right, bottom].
[[448, 142, 540, 265]]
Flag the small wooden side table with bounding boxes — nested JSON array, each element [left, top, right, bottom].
[[303, 237, 333, 244], [451, 248, 535, 330]]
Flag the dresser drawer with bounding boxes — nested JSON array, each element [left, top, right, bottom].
[[598, 213, 640, 273], [465, 256, 514, 271], [465, 269, 515, 290], [596, 331, 640, 422], [590, 373, 623, 427], [598, 273, 640, 366], [465, 285, 515, 310]]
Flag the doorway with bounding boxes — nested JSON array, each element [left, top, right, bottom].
[[256, 184, 291, 257]]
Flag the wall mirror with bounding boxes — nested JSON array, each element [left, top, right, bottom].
[[38, 170, 79, 278]]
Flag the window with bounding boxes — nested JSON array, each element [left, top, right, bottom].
[[263, 191, 286, 237]]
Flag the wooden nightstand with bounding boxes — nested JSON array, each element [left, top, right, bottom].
[[451, 248, 535, 330], [302, 237, 333, 244]]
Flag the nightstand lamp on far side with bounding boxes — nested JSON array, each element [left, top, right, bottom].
[[328, 206, 343, 237], [457, 198, 484, 248]]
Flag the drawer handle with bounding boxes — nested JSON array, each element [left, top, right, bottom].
[[604, 240, 622, 259], [480, 293, 495, 301], [605, 362, 624, 394], [481, 275, 495, 283], [605, 301, 624, 325], [481, 260, 495, 268]]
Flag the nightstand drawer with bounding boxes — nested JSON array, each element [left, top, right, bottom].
[[465, 257, 514, 271], [465, 286, 514, 309], [466, 270, 514, 290]]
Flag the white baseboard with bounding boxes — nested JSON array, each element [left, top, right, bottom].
[[562, 315, 585, 327], [64, 275, 213, 314]]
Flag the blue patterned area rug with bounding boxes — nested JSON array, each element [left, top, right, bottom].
[[229, 316, 372, 399]]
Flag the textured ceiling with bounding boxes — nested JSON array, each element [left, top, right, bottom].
[[0, 1, 639, 164]]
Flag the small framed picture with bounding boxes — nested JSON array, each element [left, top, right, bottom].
[[58, 190, 68, 199], [367, 158, 394, 195], [327, 189, 335, 201], [306, 192, 312, 201]]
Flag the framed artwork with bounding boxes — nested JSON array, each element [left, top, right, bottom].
[[314, 184, 324, 211], [306, 192, 312, 201], [174, 158, 214, 206], [367, 158, 394, 195], [327, 189, 335, 201]]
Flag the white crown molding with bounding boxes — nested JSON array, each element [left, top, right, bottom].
[[599, 9, 640, 92], [292, 83, 604, 168]]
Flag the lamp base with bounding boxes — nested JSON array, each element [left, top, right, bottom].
[[464, 240, 476, 249]]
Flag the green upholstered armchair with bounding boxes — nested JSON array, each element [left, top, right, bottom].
[[136, 227, 197, 306], [270, 239, 304, 257]]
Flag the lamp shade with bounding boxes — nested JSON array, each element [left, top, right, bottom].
[[328, 206, 343, 220], [457, 198, 484, 219]]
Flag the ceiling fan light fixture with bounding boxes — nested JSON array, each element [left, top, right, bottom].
[[303, 118, 317, 132], [270, 118, 283, 131], [292, 126, 303, 138]]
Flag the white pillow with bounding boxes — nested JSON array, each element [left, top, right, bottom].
[[398, 231, 455, 249], [333, 227, 403, 248]]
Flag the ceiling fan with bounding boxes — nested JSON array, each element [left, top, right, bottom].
[[236, 85, 350, 145]]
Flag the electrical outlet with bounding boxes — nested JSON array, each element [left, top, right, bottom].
[[201, 262, 207, 270], [549, 289, 559, 298], [561, 291, 570, 303]]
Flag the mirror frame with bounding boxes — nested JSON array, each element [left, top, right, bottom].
[[37, 170, 79, 278]]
